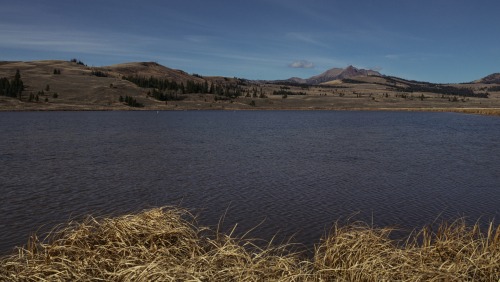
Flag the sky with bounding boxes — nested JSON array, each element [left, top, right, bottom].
[[1, 0, 499, 83]]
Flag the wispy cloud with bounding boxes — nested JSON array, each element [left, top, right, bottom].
[[384, 52, 452, 62], [183, 35, 214, 43], [385, 54, 401, 60], [0, 24, 147, 55], [286, 32, 329, 48], [288, 60, 315, 68], [0, 23, 201, 65]]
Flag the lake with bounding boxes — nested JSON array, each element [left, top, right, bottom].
[[1, 110, 499, 255]]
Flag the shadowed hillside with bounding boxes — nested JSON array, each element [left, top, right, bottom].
[[478, 73, 500, 84]]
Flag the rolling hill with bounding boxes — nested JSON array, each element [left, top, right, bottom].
[[477, 73, 500, 84], [102, 62, 205, 83], [0, 60, 225, 109], [1, 59, 499, 114]]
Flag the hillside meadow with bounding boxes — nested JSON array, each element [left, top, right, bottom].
[[1, 60, 500, 115]]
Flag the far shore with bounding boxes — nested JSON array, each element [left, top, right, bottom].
[[1, 103, 500, 117], [2, 60, 500, 117]]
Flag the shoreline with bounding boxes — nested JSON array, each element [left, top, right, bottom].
[[1, 106, 500, 116]]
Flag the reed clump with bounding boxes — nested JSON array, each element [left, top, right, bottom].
[[1, 207, 499, 281], [314, 220, 500, 281]]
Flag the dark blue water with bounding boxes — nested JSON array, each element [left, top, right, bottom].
[[1, 111, 499, 255]]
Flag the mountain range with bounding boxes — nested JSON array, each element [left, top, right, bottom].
[[286, 65, 382, 85], [286, 65, 500, 85]]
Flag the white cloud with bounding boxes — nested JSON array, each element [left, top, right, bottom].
[[289, 60, 315, 68]]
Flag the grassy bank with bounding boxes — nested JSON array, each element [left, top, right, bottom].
[[1, 207, 499, 281]]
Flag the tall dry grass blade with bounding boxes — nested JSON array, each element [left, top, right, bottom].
[[1, 207, 499, 281]]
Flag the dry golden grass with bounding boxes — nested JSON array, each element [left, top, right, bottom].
[[314, 220, 500, 281], [0, 207, 309, 281], [2, 60, 500, 115], [1, 207, 499, 281]]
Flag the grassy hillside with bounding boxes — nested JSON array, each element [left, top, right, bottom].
[[1, 60, 500, 115], [0, 60, 140, 110]]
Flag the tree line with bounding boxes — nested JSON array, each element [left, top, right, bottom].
[[70, 58, 86, 66], [123, 75, 199, 93], [272, 89, 307, 96], [148, 89, 186, 101], [123, 75, 245, 99], [396, 84, 483, 97], [0, 70, 24, 99], [119, 95, 143, 107], [382, 76, 485, 98]]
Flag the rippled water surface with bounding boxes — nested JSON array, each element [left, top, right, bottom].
[[1, 111, 499, 254]]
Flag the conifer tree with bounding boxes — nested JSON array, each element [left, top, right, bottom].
[[209, 82, 214, 94], [0, 70, 24, 99]]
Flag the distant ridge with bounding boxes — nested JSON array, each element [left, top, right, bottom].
[[477, 73, 500, 84], [287, 65, 382, 85], [103, 62, 205, 83]]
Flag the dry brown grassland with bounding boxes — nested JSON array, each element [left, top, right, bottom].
[[1, 207, 498, 281], [1, 60, 500, 115]]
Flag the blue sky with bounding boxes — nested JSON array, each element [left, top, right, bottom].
[[1, 0, 499, 83]]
